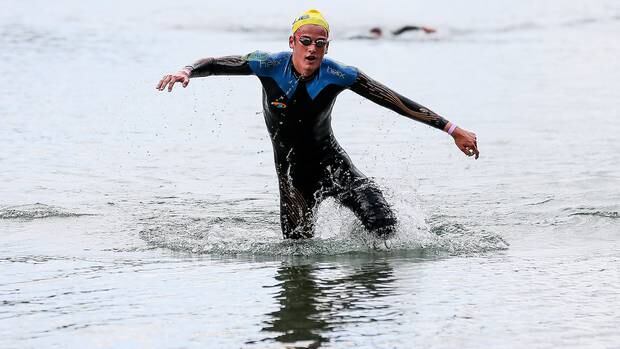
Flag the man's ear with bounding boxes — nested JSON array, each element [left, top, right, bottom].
[[325, 42, 329, 54], [289, 35, 294, 49]]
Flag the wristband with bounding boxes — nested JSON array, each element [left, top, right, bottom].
[[447, 123, 457, 135], [181, 66, 194, 76]]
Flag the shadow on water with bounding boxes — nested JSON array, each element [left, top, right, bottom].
[[250, 256, 404, 348]]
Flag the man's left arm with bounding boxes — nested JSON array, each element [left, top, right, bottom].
[[349, 71, 479, 159]]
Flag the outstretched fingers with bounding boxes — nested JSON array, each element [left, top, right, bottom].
[[472, 145, 480, 159], [473, 138, 479, 159], [156, 73, 189, 92], [156, 75, 169, 90], [461, 142, 479, 159], [455, 131, 480, 159], [471, 133, 479, 159], [457, 132, 479, 159], [156, 75, 174, 91], [167, 78, 177, 92]]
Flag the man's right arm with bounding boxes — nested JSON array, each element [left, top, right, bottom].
[[156, 55, 253, 92], [186, 55, 253, 77]]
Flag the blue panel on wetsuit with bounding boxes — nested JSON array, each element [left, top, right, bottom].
[[306, 58, 358, 99], [247, 51, 359, 100], [247, 51, 299, 99]]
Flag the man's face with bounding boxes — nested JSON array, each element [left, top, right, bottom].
[[289, 24, 329, 77]]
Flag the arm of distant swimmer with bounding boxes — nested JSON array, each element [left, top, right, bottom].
[[392, 26, 436, 35], [156, 55, 252, 92], [349, 71, 480, 159], [391, 26, 423, 35]]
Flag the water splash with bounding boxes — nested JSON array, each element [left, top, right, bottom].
[[138, 197, 508, 256]]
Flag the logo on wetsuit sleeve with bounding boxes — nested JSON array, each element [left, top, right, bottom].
[[327, 66, 345, 79], [260, 59, 281, 69]]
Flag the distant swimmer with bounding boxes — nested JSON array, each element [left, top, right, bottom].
[[349, 25, 437, 40], [156, 9, 479, 240]]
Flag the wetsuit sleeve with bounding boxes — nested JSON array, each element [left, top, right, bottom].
[[186, 55, 253, 78], [349, 71, 448, 130]]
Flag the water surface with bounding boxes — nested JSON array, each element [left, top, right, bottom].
[[1, 0, 619, 348]]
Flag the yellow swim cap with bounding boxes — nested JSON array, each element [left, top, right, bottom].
[[291, 9, 329, 34]]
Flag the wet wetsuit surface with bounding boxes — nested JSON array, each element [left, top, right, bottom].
[[188, 51, 448, 238]]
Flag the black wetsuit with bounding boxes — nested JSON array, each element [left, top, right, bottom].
[[187, 51, 448, 239]]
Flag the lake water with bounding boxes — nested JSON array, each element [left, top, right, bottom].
[[1, 0, 619, 348]]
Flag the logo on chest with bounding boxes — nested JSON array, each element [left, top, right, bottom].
[[271, 101, 287, 109], [270, 97, 288, 109]]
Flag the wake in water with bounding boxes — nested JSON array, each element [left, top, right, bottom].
[[566, 208, 619, 219], [0, 203, 92, 220]]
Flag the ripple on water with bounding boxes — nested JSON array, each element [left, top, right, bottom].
[[0, 203, 92, 220], [567, 209, 619, 219]]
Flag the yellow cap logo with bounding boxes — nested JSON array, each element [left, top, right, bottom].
[[291, 9, 329, 34]]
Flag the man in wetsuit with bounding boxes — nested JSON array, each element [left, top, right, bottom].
[[156, 9, 479, 240]]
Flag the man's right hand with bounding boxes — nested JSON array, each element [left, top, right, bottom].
[[156, 70, 190, 92]]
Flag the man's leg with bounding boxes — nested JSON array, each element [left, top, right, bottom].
[[338, 178, 398, 238], [325, 157, 398, 238], [278, 182, 320, 239]]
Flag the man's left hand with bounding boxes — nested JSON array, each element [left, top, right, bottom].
[[452, 127, 479, 159]]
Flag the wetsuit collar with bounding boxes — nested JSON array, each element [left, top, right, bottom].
[[290, 57, 320, 82]]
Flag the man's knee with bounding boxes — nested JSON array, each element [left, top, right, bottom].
[[340, 179, 398, 236], [362, 201, 397, 237]]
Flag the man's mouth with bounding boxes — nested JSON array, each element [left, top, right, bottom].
[[305, 55, 317, 62]]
